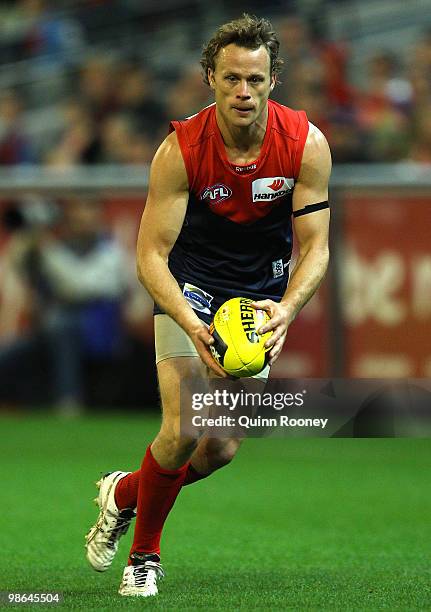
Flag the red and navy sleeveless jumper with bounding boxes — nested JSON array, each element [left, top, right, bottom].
[[156, 99, 309, 323]]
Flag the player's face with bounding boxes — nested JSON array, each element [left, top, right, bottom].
[[208, 44, 275, 128]]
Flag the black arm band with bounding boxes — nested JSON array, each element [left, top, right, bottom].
[[293, 201, 329, 218]]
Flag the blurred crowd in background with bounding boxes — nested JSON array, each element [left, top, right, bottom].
[[1, 0, 431, 411], [1, 0, 431, 167]]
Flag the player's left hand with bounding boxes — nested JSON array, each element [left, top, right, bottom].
[[251, 299, 293, 366]]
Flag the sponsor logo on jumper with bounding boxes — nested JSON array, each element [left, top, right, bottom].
[[183, 283, 214, 315], [252, 177, 294, 202], [200, 184, 232, 204], [234, 163, 257, 173], [268, 178, 285, 191]]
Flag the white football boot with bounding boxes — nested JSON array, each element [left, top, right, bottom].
[[85, 471, 136, 572], [118, 553, 164, 597]]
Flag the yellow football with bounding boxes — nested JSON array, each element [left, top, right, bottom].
[[209, 297, 272, 377]]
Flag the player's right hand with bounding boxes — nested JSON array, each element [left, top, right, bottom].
[[190, 324, 229, 378]]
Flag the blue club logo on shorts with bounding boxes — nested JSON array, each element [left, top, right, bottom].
[[183, 283, 214, 315]]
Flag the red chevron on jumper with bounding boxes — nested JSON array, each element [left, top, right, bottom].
[[268, 178, 284, 191]]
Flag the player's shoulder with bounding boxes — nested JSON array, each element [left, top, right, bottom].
[[153, 130, 183, 166], [150, 131, 188, 190], [298, 122, 332, 182], [302, 122, 331, 166]]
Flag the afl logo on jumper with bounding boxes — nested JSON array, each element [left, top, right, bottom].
[[252, 177, 294, 202], [200, 183, 232, 205]]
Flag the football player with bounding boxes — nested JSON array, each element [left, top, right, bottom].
[[86, 13, 331, 597]]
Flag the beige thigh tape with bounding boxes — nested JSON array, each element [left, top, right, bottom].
[[154, 314, 270, 381], [154, 314, 198, 363]]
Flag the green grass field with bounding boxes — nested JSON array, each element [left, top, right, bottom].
[[1, 412, 431, 610]]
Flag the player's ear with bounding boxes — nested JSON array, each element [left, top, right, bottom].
[[270, 75, 276, 91], [208, 68, 216, 89]]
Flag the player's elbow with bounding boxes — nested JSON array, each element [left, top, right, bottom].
[[300, 240, 329, 263], [316, 244, 330, 273], [136, 248, 165, 287], [299, 243, 330, 282], [136, 249, 152, 286], [321, 246, 330, 277], [136, 259, 146, 286], [320, 244, 330, 266]]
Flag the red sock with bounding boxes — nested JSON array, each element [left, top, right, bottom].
[[115, 463, 206, 510], [115, 470, 140, 510], [129, 445, 188, 558]]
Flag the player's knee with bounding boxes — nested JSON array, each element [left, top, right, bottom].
[[173, 435, 198, 458], [208, 440, 240, 469], [157, 430, 198, 460]]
